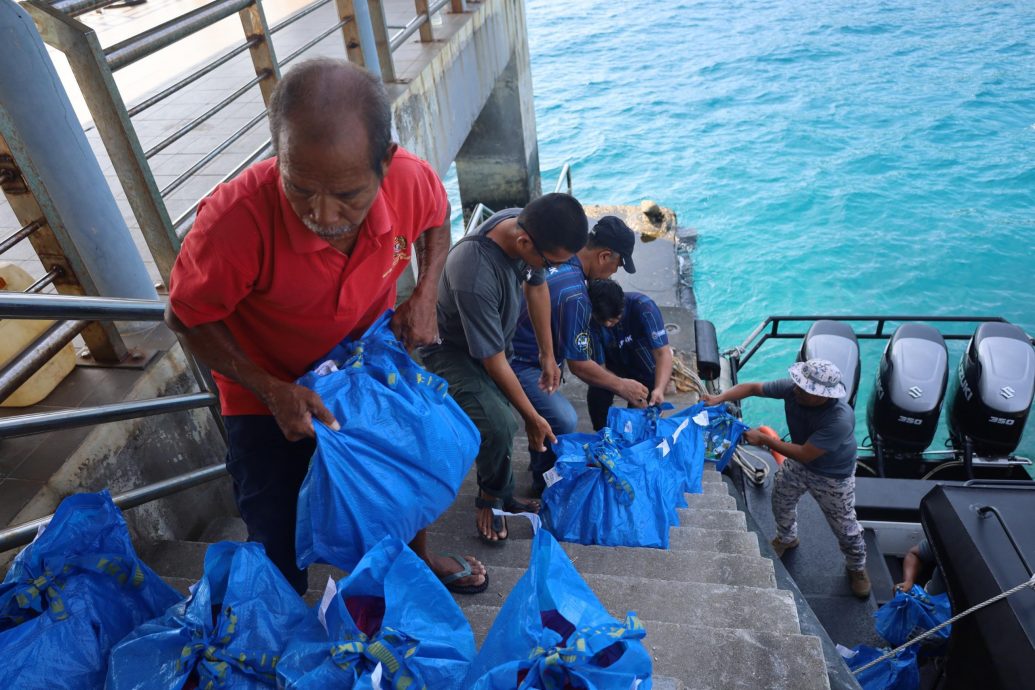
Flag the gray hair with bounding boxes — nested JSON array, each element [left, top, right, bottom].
[[268, 58, 392, 175]]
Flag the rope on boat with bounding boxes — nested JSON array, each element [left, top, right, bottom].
[[851, 571, 1035, 675]]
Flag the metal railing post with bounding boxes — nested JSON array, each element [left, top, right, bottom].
[[359, 0, 396, 82], [25, 1, 179, 285], [415, 0, 434, 42], [450, 0, 467, 12], [237, 0, 281, 106], [334, 0, 367, 66], [0, 131, 128, 364]]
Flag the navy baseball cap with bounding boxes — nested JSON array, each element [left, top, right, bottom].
[[589, 216, 637, 273]]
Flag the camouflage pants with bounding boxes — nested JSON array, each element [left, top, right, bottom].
[[771, 459, 866, 570]]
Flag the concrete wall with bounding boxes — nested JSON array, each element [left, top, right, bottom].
[[390, 0, 541, 216]]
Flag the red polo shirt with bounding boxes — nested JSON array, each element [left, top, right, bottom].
[[168, 148, 448, 415]]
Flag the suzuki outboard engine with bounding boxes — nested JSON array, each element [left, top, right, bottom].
[[867, 323, 948, 475], [799, 320, 860, 407], [948, 321, 1035, 458]]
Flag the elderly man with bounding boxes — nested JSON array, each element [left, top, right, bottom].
[[702, 359, 870, 598], [510, 216, 648, 494], [166, 59, 485, 595]]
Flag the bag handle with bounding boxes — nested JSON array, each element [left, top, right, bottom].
[[329, 626, 427, 690], [0, 553, 149, 626], [584, 430, 636, 506], [176, 604, 280, 688], [518, 612, 647, 690]]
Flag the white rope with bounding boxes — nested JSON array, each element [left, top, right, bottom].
[[851, 571, 1035, 675]]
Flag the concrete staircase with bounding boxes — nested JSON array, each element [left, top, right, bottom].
[[140, 458, 830, 689]]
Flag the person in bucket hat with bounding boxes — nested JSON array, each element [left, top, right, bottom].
[[702, 358, 870, 599]]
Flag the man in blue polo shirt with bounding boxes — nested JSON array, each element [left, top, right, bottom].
[[585, 279, 673, 430], [511, 216, 649, 494]]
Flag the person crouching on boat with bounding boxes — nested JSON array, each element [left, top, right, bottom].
[[585, 279, 674, 431], [701, 359, 871, 599]]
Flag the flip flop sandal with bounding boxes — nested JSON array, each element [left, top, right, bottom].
[[503, 496, 540, 514], [437, 553, 489, 595], [474, 496, 508, 544]]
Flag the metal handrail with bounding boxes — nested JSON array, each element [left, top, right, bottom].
[[268, 0, 333, 34], [0, 219, 44, 255], [104, 0, 256, 72], [464, 202, 494, 236], [0, 292, 167, 321], [160, 109, 269, 198], [144, 71, 270, 159], [977, 505, 1035, 577], [0, 462, 227, 552], [554, 162, 573, 195], [126, 38, 262, 118], [173, 139, 273, 235], [280, 17, 353, 66]]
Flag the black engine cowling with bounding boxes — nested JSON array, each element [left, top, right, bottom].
[[867, 323, 948, 454], [948, 322, 1035, 456], [798, 320, 860, 407]]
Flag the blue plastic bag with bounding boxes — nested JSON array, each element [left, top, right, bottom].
[[295, 311, 479, 571], [467, 528, 652, 689], [105, 541, 310, 689], [277, 536, 474, 688], [542, 429, 676, 548], [701, 405, 748, 471], [841, 644, 919, 690], [606, 403, 707, 494], [0, 491, 180, 689], [875, 585, 952, 650]]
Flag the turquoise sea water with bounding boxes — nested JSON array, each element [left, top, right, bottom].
[[446, 0, 1035, 458]]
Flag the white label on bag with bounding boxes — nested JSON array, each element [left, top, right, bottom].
[[543, 467, 563, 487], [317, 577, 338, 632], [370, 663, 383, 688], [624, 420, 633, 433], [656, 439, 671, 457], [673, 417, 691, 441], [693, 410, 710, 427], [494, 507, 542, 534]]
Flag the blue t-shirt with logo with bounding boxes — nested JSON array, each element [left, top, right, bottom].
[[511, 256, 594, 366], [592, 292, 669, 381]]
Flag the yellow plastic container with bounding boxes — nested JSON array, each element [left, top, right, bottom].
[[0, 263, 76, 407]]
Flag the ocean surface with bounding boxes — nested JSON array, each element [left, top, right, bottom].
[[445, 0, 1035, 457]]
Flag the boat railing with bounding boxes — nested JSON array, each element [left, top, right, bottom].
[[0, 292, 228, 553], [463, 162, 574, 236], [724, 314, 1025, 379]]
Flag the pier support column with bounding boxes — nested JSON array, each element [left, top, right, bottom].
[[455, 46, 541, 220]]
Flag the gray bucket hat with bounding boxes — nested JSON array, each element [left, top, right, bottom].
[[788, 359, 847, 399]]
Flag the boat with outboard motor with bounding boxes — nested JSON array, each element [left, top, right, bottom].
[[693, 315, 1035, 690]]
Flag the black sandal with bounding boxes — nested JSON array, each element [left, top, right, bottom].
[[503, 496, 541, 514], [474, 496, 507, 544]]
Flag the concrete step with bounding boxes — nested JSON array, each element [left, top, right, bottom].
[[197, 515, 247, 542], [675, 508, 746, 532], [667, 526, 760, 556], [641, 620, 830, 690], [462, 605, 825, 690], [451, 565, 789, 635], [427, 533, 776, 589], [143, 539, 344, 593]]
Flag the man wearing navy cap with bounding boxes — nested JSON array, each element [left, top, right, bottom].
[[511, 216, 649, 494]]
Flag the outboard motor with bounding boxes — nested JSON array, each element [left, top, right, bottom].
[[948, 322, 1035, 460], [867, 323, 948, 476], [798, 320, 860, 407]]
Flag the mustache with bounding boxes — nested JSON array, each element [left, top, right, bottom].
[[303, 217, 355, 238]]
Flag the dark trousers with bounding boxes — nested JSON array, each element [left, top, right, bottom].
[[224, 415, 313, 595], [587, 366, 655, 431], [423, 346, 518, 500]]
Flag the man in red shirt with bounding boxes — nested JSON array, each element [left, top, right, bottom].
[[167, 59, 486, 594]]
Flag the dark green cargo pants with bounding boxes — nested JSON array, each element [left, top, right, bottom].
[[423, 346, 518, 500]]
